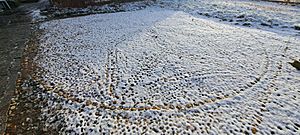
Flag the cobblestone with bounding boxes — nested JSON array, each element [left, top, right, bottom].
[[0, 14, 31, 135], [0, 1, 49, 133]]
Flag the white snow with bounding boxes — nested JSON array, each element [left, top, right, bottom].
[[44, 0, 300, 37], [33, 3, 300, 135], [30, 9, 47, 22], [155, 0, 300, 37]]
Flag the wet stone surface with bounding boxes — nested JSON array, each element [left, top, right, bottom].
[[0, 23, 31, 134], [0, 1, 49, 133]]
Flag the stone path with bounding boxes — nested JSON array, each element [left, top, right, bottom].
[[0, 1, 48, 133], [0, 15, 31, 135], [20, 8, 300, 134], [2, 1, 300, 134]]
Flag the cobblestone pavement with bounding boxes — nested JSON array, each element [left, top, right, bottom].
[[2, 1, 300, 134], [0, 17, 31, 135], [0, 1, 48, 133], [20, 7, 299, 134]]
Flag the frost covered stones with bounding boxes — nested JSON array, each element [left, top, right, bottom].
[[156, 0, 300, 37], [36, 8, 300, 134]]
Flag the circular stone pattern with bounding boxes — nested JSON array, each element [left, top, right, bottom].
[[35, 8, 300, 134], [38, 11, 267, 110]]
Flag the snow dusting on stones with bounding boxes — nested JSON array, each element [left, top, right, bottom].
[[156, 0, 300, 37], [33, 7, 300, 134]]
